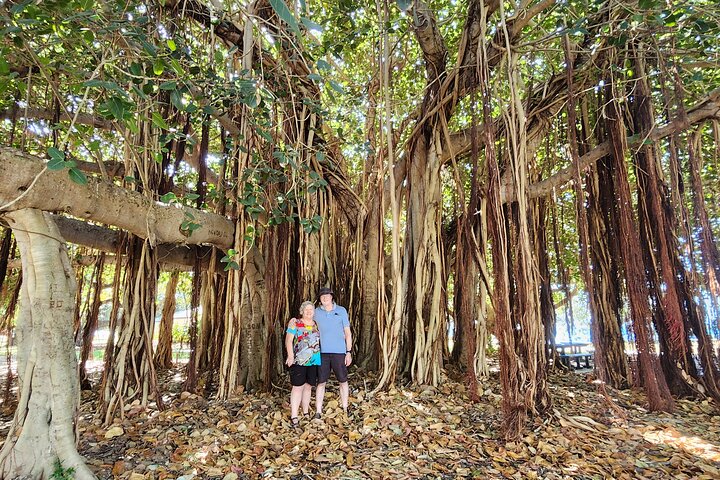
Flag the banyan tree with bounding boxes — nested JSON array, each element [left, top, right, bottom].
[[1, 0, 720, 477]]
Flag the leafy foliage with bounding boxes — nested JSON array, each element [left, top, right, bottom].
[[50, 459, 75, 480]]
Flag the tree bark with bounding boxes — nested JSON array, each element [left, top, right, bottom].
[[502, 88, 720, 204], [99, 237, 162, 423], [0, 147, 234, 249], [155, 270, 180, 369], [405, 134, 446, 386], [197, 251, 226, 376], [605, 86, 674, 412], [0, 209, 96, 480], [586, 156, 630, 388]]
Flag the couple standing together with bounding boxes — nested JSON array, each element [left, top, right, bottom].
[[284, 287, 352, 427]]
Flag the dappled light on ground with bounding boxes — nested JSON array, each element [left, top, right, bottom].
[[642, 418, 720, 464]]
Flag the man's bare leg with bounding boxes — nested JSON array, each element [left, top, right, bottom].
[[339, 381, 349, 411], [315, 382, 326, 416]]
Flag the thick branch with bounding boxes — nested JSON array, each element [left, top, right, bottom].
[[411, 0, 448, 83], [502, 88, 720, 203], [51, 216, 214, 268], [0, 107, 112, 129], [0, 147, 234, 249]]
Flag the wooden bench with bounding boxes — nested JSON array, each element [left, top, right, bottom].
[[559, 352, 593, 369]]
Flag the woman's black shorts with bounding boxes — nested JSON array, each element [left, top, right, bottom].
[[290, 364, 319, 387]]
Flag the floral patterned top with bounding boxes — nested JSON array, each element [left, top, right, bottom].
[[286, 319, 321, 366]]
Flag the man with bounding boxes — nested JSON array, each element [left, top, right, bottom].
[[314, 286, 352, 418]]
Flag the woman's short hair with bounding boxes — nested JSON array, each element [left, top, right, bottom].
[[299, 300, 315, 316]]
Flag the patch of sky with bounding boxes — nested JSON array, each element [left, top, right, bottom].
[[157, 23, 169, 40], [27, 120, 51, 137]]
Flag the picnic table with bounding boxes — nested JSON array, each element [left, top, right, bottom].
[[555, 342, 594, 369]]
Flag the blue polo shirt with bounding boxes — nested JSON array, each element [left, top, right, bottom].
[[315, 304, 350, 354]]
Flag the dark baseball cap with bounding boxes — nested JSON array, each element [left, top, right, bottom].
[[318, 287, 334, 297]]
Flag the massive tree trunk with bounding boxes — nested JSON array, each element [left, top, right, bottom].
[[357, 198, 381, 370], [219, 244, 266, 394], [0, 209, 95, 480], [405, 134, 446, 385]]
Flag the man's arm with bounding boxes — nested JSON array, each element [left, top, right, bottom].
[[344, 326, 353, 366]]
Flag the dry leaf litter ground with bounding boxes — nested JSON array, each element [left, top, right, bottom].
[[2, 367, 720, 479]]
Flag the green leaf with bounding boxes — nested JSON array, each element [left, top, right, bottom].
[[153, 59, 165, 76], [329, 80, 345, 94], [125, 118, 140, 134], [102, 96, 129, 120], [130, 62, 143, 77], [160, 192, 177, 203], [159, 81, 177, 91], [185, 193, 200, 201], [10, 0, 33, 15], [151, 112, 169, 130], [68, 167, 88, 185], [0, 57, 9, 75], [170, 90, 184, 110], [82, 79, 106, 88], [308, 73, 323, 82], [317, 59, 332, 72], [47, 147, 66, 170], [167, 38, 177, 51], [48, 146, 65, 162], [224, 260, 240, 271], [244, 94, 259, 108], [269, 0, 301, 35], [256, 127, 273, 143], [244, 224, 256, 242]]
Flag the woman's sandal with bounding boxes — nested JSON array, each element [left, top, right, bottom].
[[290, 417, 300, 428]]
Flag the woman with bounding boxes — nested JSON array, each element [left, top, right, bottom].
[[285, 300, 321, 427]]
